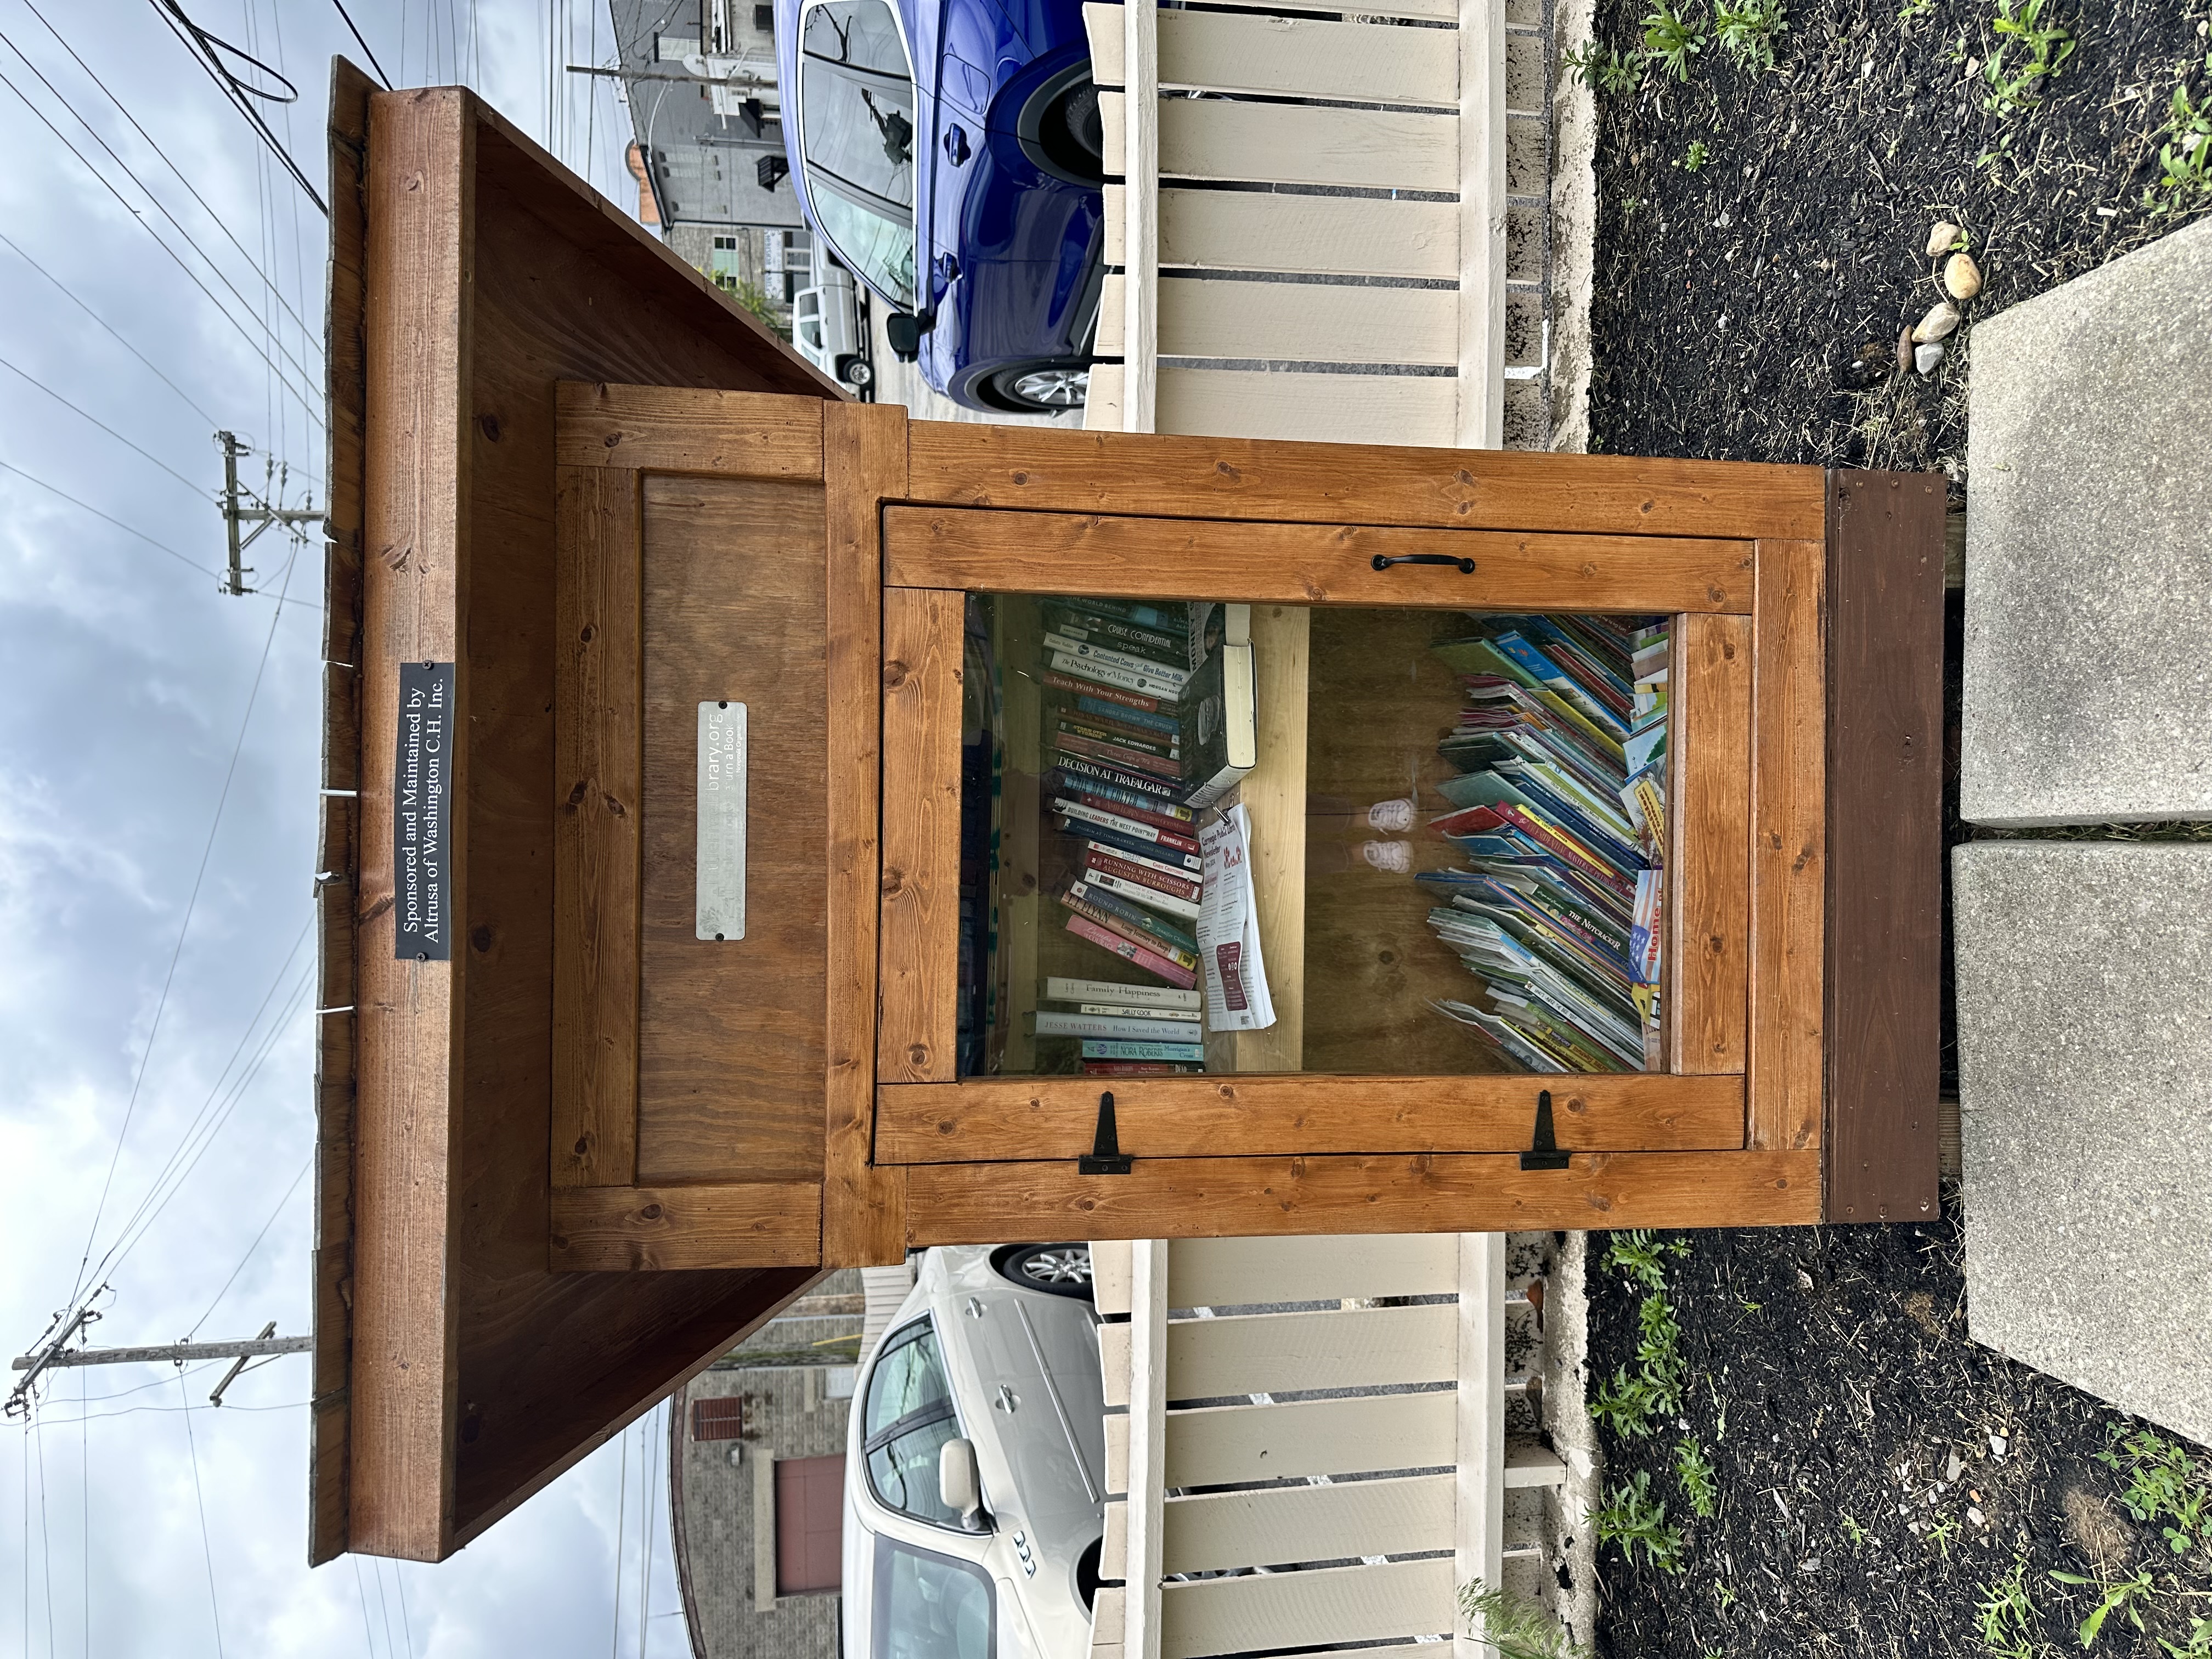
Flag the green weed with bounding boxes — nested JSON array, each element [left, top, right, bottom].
[[2049, 1569, 2155, 1650], [1605, 1229, 1690, 1293], [1640, 3, 1708, 80], [1683, 138, 1712, 170], [1897, 0, 1934, 19], [1982, 0, 2075, 115], [2160, 1616, 2212, 1659], [1674, 1436, 1718, 1517], [1594, 1293, 1689, 1438], [1977, 1556, 2039, 1659], [1929, 1513, 1960, 1559], [1596, 1471, 1685, 1572], [2148, 59, 2212, 213], [1713, 0, 1787, 70], [1457, 1582, 1593, 1659], [1840, 1511, 1867, 1547], [1564, 41, 1649, 95], [2097, 1425, 2211, 1553]]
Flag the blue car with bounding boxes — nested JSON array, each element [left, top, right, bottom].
[[775, 0, 1105, 412]]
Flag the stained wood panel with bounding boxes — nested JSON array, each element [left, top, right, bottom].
[[633, 474, 828, 1184], [877, 587, 967, 1083], [548, 1184, 821, 1270], [552, 464, 642, 1186], [907, 1150, 1820, 1246], [1824, 473, 1945, 1221], [873, 1074, 1747, 1161], [905, 421, 1830, 541], [554, 381, 825, 475], [1671, 612, 1752, 1075], [884, 508, 1756, 614], [1748, 538, 1826, 1152]]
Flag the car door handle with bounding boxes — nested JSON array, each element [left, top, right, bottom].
[[943, 123, 970, 165]]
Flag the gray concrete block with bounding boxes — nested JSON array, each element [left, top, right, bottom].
[[1961, 214, 2212, 826], [1954, 842, 2212, 1447]]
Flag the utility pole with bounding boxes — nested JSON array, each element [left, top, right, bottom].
[[7, 1324, 308, 1416], [215, 430, 323, 596]]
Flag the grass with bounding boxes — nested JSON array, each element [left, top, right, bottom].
[[1593, 1292, 1688, 1437], [1929, 1513, 1961, 1559], [1977, 1556, 2040, 1659], [1982, 0, 2076, 115], [1565, 40, 1649, 95], [1683, 138, 1711, 170], [1640, 2, 1708, 80], [1596, 1470, 1686, 1572], [1713, 0, 1787, 70], [2049, 1569, 2155, 1650], [1458, 1583, 1593, 1659], [2097, 1425, 2211, 1554], [1674, 1436, 1718, 1517], [1605, 1229, 1690, 1293], [2148, 54, 2212, 214]]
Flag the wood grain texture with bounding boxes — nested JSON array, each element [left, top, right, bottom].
[[874, 1074, 1746, 1161], [884, 508, 1755, 613], [311, 52, 375, 1570], [1671, 612, 1752, 1074], [553, 381, 827, 475], [1457, 0, 1506, 449], [877, 587, 967, 1084], [354, 84, 472, 1564], [1748, 538, 1827, 1153], [634, 474, 827, 1184], [822, 401, 909, 1265], [551, 464, 641, 1187], [1101, 274, 1459, 366], [1824, 472, 1945, 1221], [905, 1150, 1819, 1244], [907, 422, 1828, 540], [547, 1184, 822, 1270]]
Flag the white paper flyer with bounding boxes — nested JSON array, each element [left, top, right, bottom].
[[1197, 804, 1275, 1031]]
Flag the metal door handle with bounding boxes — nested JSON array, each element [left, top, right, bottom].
[[1371, 552, 1476, 573]]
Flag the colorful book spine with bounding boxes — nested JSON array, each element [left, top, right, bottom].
[[1048, 650, 1186, 702], [1076, 1002, 1200, 1022], [1058, 716, 1181, 763], [1082, 867, 1203, 923], [1057, 731, 1184, 781], [1041, 671, 1164, 714], [1054, 753, 1181, 802], [1036, 1011, 1203, 1041], [1060, 884, 1201, 968], [1085, 845, 1203, 902], [1054, 799, 1202, 859], [1045, 975, 1201, 1011], [1081, 1039, 1207, 1062], [1075, 695, 1181, 738], [1043, 634, 1196, 691], [1063, 915, 1199, 988], [1041, 605, 1188, 665], [1082, 1060, 1207, 1076], [1051, 776, 1196, 831]]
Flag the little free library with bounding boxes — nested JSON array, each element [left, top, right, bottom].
[[311, 68, 1943, 1561]]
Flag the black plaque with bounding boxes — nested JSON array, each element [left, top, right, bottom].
[[393, 661, 455, 961]]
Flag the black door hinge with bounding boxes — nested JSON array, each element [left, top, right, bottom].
[[1520, 1089, 1571, 1171], [1078, 1092, 1133, 1176]]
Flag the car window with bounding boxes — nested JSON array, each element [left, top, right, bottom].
[[865, 1414, 964, 1527], [803, 178, 916, 309], [796, 0, 917, 308], [872, 1538, 994, 1659], [865, 1324, 953, 1438]]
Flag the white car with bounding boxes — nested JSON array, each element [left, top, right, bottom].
[[794, 250, 874, 393], [843, 1244, 1105, 1659]]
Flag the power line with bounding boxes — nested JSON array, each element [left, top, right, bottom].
[[328, 0, 393, 88], [145, 0, 326, 216], [16, 1, 328, 377], [176, 1374, 227, 1659], [351, 1558, 379, 1659], [0, 60, 325, 427], [188, 1153, 311, 1339], [0, 459, 222, 584], [0, 354, 207, 498], [0, 229, 221, 426]]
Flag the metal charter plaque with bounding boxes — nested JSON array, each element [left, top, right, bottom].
[[393, 661, 455, 961], [696, 701, 747, 940]]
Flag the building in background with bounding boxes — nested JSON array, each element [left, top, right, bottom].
[[670, 1265, 915, 1659], [612, 0, 803, 331]]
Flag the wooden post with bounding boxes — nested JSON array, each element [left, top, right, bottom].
[[1126, 1240, 1169, 1659], [1454, 1232, 1505, 1656], [1122, 0, 1159, 433]]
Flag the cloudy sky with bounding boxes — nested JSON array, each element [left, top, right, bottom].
[[0, 4, 699, 1654]]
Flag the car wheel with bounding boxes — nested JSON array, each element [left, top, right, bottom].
[[1017, 62, 1105, 185], [837, 354, 873, 388], [990, 1242, 1094, 1299], [981, 359, 1090, 413]]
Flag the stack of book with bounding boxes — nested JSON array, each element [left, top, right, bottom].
[[1039, 597, 1256, 989], [1036, 975, 1205, 1075], [1418, 614, 1667, 1073]]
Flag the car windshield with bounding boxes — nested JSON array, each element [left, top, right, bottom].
[[872, 1538, 994, 1659], [798, 0, 917, 307], [861, 1323, 966, 1527]]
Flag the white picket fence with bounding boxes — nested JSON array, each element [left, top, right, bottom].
[[1086, 1235, 1561, 1659], [1081, 0, 1551, 447]]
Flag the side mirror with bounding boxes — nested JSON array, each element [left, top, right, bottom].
[[885, 309, 930, 361], [938, 1436, 985, 1529]]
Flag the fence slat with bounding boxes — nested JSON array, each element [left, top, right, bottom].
[[1154, 10, 1457, 106], [1146, 188, 1460, 280], [1165, 1303, 1457, 1397], [1102, 275, 1457, 366], [1164, 1392, 1457, 1486], [1160, 1558, 1456, 1659], [1092, 1239, 1135, 1315], [1167, 1233, 1459, 1306], [1457, 0, 1506, 446], [1098, 94, 1457, 193], [1155, 367, 1459, 447], [1086, 0, 1125, 83], [1164, 1472, 1454, 1574], [1454, 1234, 1505, 1658]]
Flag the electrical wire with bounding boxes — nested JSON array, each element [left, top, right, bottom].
[[187, 1153, 311, 1339], [0, 354, 207, 498], [35, 1415, 54, 1659], [144, 1, 325, 215], [637, 1407, 656, 1658], [351, 1556, 380, 1659], [0, 459, 222, 584], [609, 1419, 629, 1659], [329, 0, 393, 88], [395, 1560, 415, 1659], [176, 1375, 227, 1659], [373, 1557, 397, 1659], [0, 230, 221, 427]]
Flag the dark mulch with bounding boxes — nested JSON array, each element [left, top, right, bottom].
[[1585, 1218, 2212, 1658], [1582, 0, 2212, 486]]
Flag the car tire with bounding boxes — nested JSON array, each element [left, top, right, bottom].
[[990, 1243, 1095, 1300], [977, 359, 1090, 414], [1017, 61, 1105, 185], [837, 354, 873, 388]]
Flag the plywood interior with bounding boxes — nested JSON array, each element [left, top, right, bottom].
[[635, 474, 829, 1184], [1300, 607, 1509, 1075]]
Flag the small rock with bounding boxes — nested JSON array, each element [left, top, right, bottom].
[[1945, 252, 1983, 300], [1916, 342, 1945, 374], [1990, 1434, 2009, 1458], [1945, 1451, 1966, 1483], [1896, 325, 1915, 371], [1796, 1268, 1814, 1291], [1968, 1506, 1987, 1526], [1913, 301, 1962, 343], [1926, 221, 1963, 257]]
